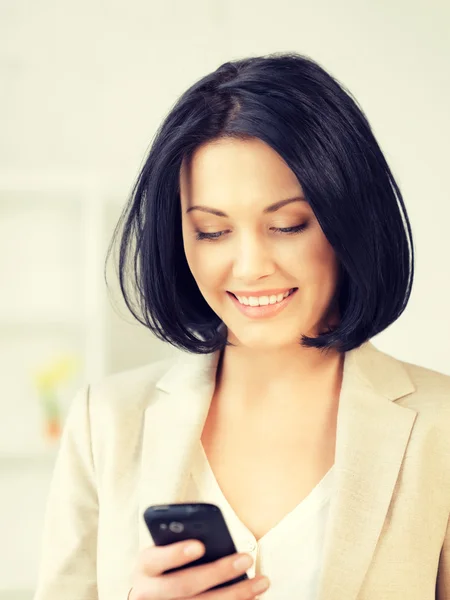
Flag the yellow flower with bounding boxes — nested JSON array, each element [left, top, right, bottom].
[[34, 355, 79, 392]]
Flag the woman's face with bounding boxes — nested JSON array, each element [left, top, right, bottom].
[[180, 137, 340, 350]]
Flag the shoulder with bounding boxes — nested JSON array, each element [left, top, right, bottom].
[[382, 350, 450, 436], [358, 343, 450, 470], [353, 342, 450, 432], [72, 355, 185, 433], [399, 358, 450, 407], [357, 342, 450, 405], [402, 359, 450, 391], [396, 358, 450, 486], [65, 348, 219, 448], [66, 353, 186, 466], [398, 359, 450, 450], [86, 353, 181, 416]]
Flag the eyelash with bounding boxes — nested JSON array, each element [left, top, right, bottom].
[[194, 224, 308, 241]]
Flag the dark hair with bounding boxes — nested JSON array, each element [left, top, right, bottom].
[[107, 52, 414, 354]]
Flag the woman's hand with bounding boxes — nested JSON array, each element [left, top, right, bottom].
[[129, 538, 270, 599]]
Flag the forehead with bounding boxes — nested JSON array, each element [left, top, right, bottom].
[[179, 138, 301, 206]]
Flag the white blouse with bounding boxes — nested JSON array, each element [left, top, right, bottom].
[[183, 440, 335, 599]]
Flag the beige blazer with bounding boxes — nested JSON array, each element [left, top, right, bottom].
[[34, 341, 450, 600]]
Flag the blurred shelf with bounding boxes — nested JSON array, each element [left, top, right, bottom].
[[0, 170, 130, 202], [0, 450, 58, 469], [0, 316, 86, 331], [0, 170, 102, 193], [0, 590, 32, 600]]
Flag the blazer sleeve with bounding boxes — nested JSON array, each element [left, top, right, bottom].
[[33, 386, 99, 600], [437, 512, 450, 599]]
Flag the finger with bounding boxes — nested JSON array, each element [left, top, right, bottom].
[[193, 574, 271, 600], [139, 539, 205, 577], [149, 551, 255, 599]]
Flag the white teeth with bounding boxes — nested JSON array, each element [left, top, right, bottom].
[[235, 289, 293, 307]]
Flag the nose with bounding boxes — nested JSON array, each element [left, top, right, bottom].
[[232, 233, 275, 282]]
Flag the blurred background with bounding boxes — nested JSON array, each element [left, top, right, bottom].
[[1, 0, 449, 597]]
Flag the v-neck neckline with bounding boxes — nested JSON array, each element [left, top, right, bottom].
[[192, 440, 335, 546]]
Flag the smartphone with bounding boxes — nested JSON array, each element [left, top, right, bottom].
[[143, 502, 249, 590]]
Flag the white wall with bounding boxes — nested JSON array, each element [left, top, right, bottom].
[[1, 0, 449, 596]]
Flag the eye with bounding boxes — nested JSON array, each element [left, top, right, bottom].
[[194, 223, 308, 241], [271, 223, 308, 234], [195, 230, 227, 241]]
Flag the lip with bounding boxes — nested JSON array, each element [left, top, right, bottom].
[[227, 288, 298, 319]]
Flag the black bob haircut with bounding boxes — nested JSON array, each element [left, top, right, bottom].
[[108, 52, 414, 355]]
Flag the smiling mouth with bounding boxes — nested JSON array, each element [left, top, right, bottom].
[[225, 289, 299, 322], [229, 288, 297, 305]]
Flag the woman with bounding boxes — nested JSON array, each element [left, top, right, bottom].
[[34, 53, 450, 600]]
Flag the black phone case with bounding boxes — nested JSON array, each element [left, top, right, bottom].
[[144, 502, 249, 590]]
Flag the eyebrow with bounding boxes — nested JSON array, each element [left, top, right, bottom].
[[185, 195, 307, 217]]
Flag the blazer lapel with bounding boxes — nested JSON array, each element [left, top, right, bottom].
[[316, 342, 417, 600], [137, 349, 221, 550]]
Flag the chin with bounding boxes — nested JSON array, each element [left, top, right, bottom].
[[227, 327, 302, 351]]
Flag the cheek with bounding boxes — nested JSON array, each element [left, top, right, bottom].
[[294, 235, 339, 289], [183, 239, 226, 291]]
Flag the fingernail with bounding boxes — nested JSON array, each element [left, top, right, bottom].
[[233, 554, 253, 570], [253, 577, 270, 593], [184, 542, 203, 556]]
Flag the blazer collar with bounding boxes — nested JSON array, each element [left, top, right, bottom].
[[138, 341, 417, 600]]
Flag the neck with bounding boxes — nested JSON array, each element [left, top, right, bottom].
[[215, 342, 344, 413]]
